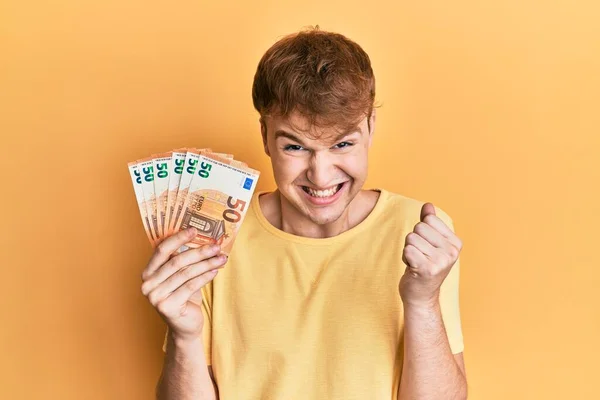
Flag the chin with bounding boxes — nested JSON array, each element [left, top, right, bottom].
[[306, 210, 345, 226]]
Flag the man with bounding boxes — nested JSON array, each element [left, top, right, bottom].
[[142, 27, 467, 399]]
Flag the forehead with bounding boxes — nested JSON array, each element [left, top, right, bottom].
[[267, 110, 366, 142]]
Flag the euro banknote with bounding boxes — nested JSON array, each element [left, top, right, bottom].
[[169, 150, 201, 235], [138, 156, 160, 242], [173, 154, 259, 254], [152, 152, 172, 238], [127, 162, 156, 245]]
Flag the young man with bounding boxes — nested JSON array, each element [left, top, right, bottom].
[[142, 27, 467, 399]]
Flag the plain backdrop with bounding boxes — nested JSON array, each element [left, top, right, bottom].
[[1, 1, 599, 399]]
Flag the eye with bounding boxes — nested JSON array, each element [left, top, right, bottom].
[[333, 141, 354, 149], [283, 144, 304, 152]]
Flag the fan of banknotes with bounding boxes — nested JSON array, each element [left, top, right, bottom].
[[127, 148, 260, 255]]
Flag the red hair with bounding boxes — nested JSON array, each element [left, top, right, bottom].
[[252, 26, 377, 137]]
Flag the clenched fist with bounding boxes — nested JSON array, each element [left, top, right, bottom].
[[399, 203, 463, 308], [141, 227, 228, 342]]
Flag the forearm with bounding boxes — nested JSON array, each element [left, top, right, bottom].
[[156, 331, 216, 400], [398, 300, 467, 400]]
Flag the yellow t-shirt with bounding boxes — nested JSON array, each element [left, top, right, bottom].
[[163, 189, 464, 399]]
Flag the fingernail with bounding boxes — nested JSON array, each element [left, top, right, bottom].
[[210, 244, 220, 252]]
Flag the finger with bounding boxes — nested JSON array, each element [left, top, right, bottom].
[[420, 202, 436, 221], [142, 228, 197, 281], [162, 268, 220, 309], [405, 231, 437, 258], [147, 254, 227, 304], [423, 214, 460, 243], [421, 214, 463, 251], [413, 221, 446, 249], [403, 244, 428, 270], [142, 244, 221, 295]]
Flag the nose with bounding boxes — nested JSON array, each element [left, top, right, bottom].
[[306, 151, 336, 189]]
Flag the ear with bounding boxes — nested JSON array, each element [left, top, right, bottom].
[[367, 109, 376, 148], [260, 117, 271, 157]]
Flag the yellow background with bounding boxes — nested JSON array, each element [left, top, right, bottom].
[[2, 1, 599, 399]]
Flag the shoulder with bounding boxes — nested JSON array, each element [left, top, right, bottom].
[[378, 189, 455, 228]]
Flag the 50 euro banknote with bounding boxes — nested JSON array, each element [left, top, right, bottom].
[[127, 161, 157, 245], [173, 154, 260, 255]]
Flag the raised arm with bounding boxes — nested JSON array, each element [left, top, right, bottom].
[[398, 203, 468, 399], [140, 227, 226, 400]]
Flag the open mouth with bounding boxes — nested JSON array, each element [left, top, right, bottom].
[[301, 183, 344, 198]]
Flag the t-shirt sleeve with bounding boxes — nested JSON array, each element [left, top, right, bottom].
[[161, 281, 214, 366], [436, 208, 465, 354]]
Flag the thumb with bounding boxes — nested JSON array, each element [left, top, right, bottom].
[[420, 202, 436, 221]]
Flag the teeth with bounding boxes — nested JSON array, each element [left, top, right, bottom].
[[306, 184, 340, 198]]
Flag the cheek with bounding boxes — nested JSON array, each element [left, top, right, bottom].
[[341, 152, 368, 179], [271, 155, 307, 183]]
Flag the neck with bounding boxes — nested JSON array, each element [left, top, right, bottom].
[[260, 189, 379, 239]]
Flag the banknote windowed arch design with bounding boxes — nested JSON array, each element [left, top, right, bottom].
[[127, 148, 260, 255]]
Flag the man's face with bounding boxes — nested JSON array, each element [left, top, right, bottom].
[[261, 110, 375, 226]]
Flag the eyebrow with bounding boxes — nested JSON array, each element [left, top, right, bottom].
[[274, 126, 361, 146]]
